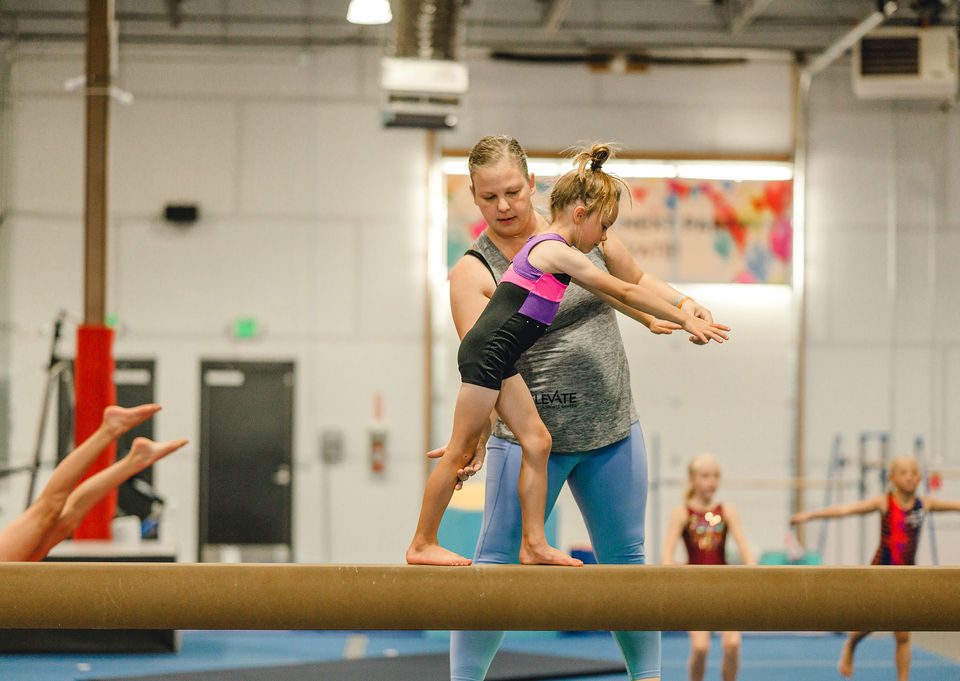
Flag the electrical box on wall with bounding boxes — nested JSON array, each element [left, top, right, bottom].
[[853, 27, 958, 100], [163, 203, 199, 225]]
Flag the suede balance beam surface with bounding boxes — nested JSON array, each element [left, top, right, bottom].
[[1, 563, 958, 632]]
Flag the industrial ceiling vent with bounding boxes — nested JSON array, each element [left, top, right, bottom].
[[853, 27, 958, 100], [381, 0, 468, 130]]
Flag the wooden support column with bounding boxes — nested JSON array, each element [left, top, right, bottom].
[[84, 0, 112, 325]]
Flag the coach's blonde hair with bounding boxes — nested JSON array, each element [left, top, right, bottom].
[[467, 135, 529, 182]]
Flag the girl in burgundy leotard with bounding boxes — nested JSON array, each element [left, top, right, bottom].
[[662, 454, 755, 681], [792, 456, 960, 681]]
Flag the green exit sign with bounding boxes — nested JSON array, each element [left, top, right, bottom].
[[233, 317, 260, 340]]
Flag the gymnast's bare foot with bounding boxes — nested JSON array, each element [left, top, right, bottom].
[[126, 437, 188, 471], [520, 541, 583, 567], [837, 638, 855, 678], [102, 404, 162, 438], [406, 542, 472, 566]]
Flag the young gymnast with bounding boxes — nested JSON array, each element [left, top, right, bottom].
[[406, 144, 730, 567], [791, 455, 960, 681], [662, 453, 754, 681], [0, 404, 187, 561]]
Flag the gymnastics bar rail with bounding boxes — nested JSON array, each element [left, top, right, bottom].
[[1, 563, 957, 631]]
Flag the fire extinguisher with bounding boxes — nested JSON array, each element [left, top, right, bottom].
[[370, 391, 387, 475]]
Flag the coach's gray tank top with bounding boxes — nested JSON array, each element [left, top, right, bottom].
[[468, 232, 637, 453]]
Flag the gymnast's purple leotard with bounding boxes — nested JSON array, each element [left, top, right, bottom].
[[457, 233, 571, 390]]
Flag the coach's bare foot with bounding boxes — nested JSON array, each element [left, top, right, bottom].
[[837, 639, 855, 678], [103, 404, 162, 438], [127, 437, 188, 471], [520, 541, 583, 566], [406, 543, 472, 566]]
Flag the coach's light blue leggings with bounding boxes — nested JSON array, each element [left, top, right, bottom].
[[450, 421, 661, 681]]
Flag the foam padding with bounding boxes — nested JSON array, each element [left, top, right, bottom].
[[72, 324, 116, 539]]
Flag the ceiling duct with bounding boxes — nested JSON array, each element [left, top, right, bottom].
[[381, 0, 467, 130], [394, 0, 463, 61]]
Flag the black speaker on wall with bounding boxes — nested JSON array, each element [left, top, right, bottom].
[[163, 203, 199, 225]]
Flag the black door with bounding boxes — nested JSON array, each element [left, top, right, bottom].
[[199, 361, 294, 560]]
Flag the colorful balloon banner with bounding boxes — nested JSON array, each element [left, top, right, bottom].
[[445, 174, 793, 285]]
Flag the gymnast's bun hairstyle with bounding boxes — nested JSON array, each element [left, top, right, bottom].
[[549, 143, 626, 222], [468, 135, 530, 181]]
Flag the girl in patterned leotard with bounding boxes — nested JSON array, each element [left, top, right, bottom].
[[406, 145, 730, 568], [662, 454, 754, 681], [792, 456, 960, 681]]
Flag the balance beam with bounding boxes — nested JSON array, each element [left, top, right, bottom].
[[2, 563, 958, 631]]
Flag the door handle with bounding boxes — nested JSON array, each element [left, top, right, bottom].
[[272, 464, 292, 486]]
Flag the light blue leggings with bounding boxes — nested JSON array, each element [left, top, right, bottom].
[[450, 421, 661, 680]]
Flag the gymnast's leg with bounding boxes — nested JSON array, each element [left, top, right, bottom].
[[687, 631, 711, 681], [0, 404, 161, 562], [720, 630, 741, 681], [407, 383, 500, 566], [893, 632, 910, 681], [27, 436, 188, 561], [837, 631, 870, 678], [494, 375, 580, 567]]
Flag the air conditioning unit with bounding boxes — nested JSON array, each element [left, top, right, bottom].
[[853, 27, 958, 100], [380, 57, 468, 129]]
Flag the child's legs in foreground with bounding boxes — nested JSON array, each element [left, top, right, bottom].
[[408, 383, 500, 562], [494, 375, 578, 566], [894, 632, 910, 681], [687, 631, 710, 681], [27, 437, 187, 561]]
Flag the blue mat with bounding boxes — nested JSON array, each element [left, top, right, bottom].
[[1, 631, 957, 681]]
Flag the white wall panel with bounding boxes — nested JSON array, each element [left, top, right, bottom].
[[10, 98, 84, 214], [112, 100, 239, 217]]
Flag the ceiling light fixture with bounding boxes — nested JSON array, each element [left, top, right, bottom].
[[347, 0, 393, 25]]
